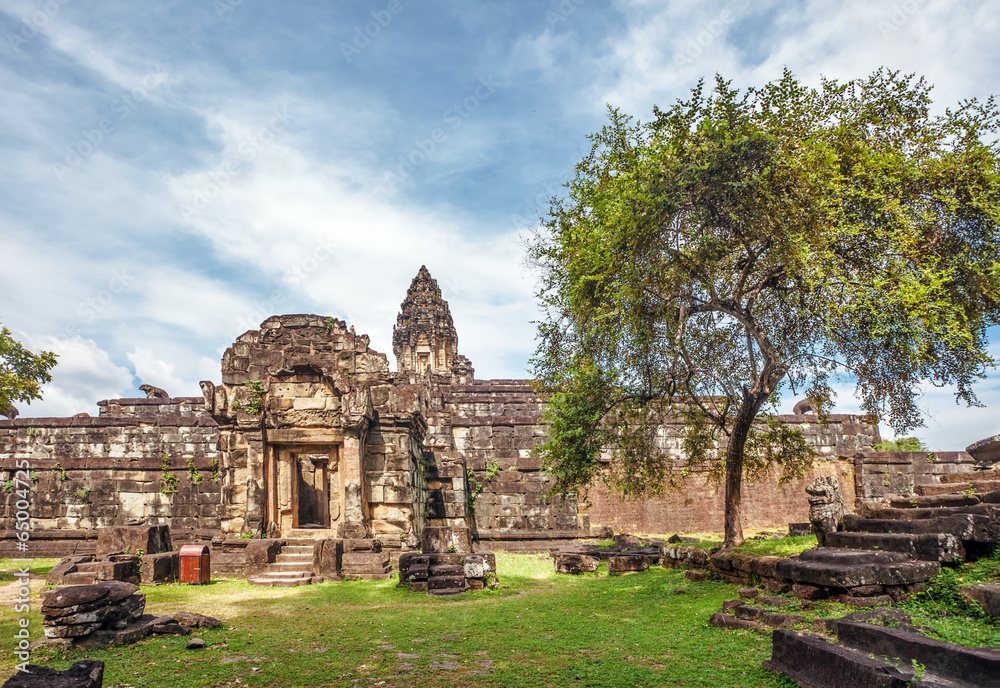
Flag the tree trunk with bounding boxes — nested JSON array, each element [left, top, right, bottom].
[[722, 394, 759, 547]]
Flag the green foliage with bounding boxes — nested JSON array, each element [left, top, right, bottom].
[[466, 460, 502, 512], [0, 324, 58, 413], [231, 399, 242, 412], [186, 456, 202, 485], [25, 427, 35, 438], [239, 532, 254, 539], [1, 480, 12, 492], [160, 454, 178, 494], [325, 317, 335, 334], [75, 485, 91, 500], [911, 659, 925, 681], [244, 379, 265, 415], [872, 436, 928, 451], [210, 455, 220, 483], [54, 462, 68, 481], [529, 69, 1000, 545]]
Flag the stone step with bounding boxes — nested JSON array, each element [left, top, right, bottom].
[[914, 483, 970, 496], [247, 576, 311, 588], [428, 575, 466, 590], [258, 570, 311, 579], [842, 513, 995, 542], [887, 494, 981, 509], [824, 532, 965, 563], [939, 468, 1000, 484], [428, 587, 465, 597], [775, 548, 940, 589], [275, 553, 313, 564], [764, 629, 933, 687], [269, 562, 313, 572], [281, 546, 315, 555], [835, 621, 1000, 687], [863, 502, 999, 529]]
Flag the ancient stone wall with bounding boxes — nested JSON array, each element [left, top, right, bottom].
[[853, 451, 977, 501], [576, 414, 879, 535], [0, 399, 220, 557]]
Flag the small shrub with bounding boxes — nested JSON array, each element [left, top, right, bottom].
[[160, 454, 178, 494]]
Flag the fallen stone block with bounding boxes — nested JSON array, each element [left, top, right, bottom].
[[960, 583, 1000, 616], [140, 552, 178, 585], [553, 553, 599, 575], [96, 525, 172, 558], [1, 660, 103, 688], [834, 621, 1000, 686], [763, 629, 912, 687], [609, 555, 648, 573], [151, 623, 191, 635], [708, 613, 767, 632], [738, 588, 759, 599], [684, 570, 708, 582]]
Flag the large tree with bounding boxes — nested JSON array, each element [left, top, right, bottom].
[[529, 69, 1000, 546], [0, 323, 58, 415]]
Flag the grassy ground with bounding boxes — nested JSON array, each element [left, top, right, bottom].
[[0, 545, 994, 687], [0, 554, 797, 688]]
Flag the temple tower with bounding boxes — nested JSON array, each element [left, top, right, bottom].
[[393, 266, 459, 376]]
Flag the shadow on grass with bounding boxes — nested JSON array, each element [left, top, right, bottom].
[[2, 554, 798, 688]]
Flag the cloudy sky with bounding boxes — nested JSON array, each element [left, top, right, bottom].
[[1, 0, 998, 450]]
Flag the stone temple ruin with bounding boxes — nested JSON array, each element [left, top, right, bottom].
[[0, 265, 969, 585]]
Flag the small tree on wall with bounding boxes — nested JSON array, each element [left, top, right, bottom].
[[529, 69, 1000, 546]]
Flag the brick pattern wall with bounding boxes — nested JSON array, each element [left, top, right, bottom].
[[574, 414, 879, 535], [0, 400, 220, 556], [854, 451, 977, 500]]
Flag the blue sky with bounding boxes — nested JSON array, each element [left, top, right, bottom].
[[1, 0, 999, 450]]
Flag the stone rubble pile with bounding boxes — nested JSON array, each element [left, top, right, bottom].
[[2, 660, 104, 688], [41, 582, 145, 641], [397, 526, 497, 595], [38, 581, 219, 649]]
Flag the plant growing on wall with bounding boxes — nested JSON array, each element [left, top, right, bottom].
[[186, 456, 202, 485], [466, 460, 502, 512], [245, 379, 265, 415], [54, 462, 68, 481], [160, 454, 178, 494]]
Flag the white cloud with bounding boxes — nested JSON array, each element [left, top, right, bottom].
[[13, 334, 134, 418], [126, 347, 187, 395]]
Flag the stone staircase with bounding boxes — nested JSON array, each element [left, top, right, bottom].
[[247, 543, 318, 588], [765, 619, 999, 687]]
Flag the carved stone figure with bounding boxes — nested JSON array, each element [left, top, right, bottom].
[[806, 475, 845, 546], [793, 398, 815, 414], [139, 384, 170, 400], [1, 405, 17, 419]]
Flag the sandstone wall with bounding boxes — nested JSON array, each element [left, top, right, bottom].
[[0, 399, 220, 557], [572, 414, 879, 535], [853, 450, 977, 500]]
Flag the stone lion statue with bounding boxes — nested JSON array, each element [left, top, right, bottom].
[[806, 475, 845, 546]]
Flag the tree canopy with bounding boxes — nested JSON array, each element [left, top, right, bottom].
[[529, 69, 1000, 546], [0, 323, 57, 415]]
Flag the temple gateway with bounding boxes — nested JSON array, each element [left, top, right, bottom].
[[2, 266, 914, 561]]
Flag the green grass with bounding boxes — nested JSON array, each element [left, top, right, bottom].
[[731, 535, 818, 558], [0, 554, 797, 688], [896, 547, 1000, 648]]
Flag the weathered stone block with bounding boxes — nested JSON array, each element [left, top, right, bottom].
[[140, 552, 178, 585], [96, 525, 172, 558], [1, 660, 104, 687], [244, 539, 281, 577], [608, 554, 649, 573], [554, 553, 599, 575]]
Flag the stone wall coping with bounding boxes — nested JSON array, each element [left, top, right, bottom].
[[450, 415, 543, 427], [0, 413, 216, 429], [97, 397, 206, 406]]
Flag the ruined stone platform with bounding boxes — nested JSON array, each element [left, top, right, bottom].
[[764, 621, 1000, 687], [775, 548, 941, 589]]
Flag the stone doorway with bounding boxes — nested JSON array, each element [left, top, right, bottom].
[[273, 445, 343, 535], [296, 453, 329, 528]]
